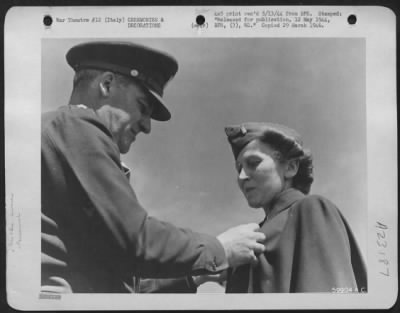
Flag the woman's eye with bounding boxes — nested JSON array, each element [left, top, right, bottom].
[[247, 159, 261, 168]]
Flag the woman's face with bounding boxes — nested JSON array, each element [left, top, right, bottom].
[[236, 139, 287, 209]]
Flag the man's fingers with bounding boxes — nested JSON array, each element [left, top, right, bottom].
[[250, 255, 259, 266], [252, 242, 266, 254], [244, 223, 261, 231], [249, 250, 258, 265], [218, 222, 267, 268], [242, 223, 265, 241], [252, 231, 266, 242]]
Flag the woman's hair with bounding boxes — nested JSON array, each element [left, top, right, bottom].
[[259, 131, 314, 195]]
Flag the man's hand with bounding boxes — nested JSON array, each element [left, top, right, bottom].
[[217, 223, 265, 268]]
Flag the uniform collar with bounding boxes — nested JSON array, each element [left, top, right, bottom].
[[262, 188, 305, 224]]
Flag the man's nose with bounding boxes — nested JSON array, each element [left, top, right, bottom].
[[238, 167, 249, 180], [140, 116, 151, 134]]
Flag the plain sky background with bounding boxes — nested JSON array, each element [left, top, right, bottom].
[[42, 38, 366, 293]]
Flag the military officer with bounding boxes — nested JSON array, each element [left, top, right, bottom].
[[41, 41, 266, 293]]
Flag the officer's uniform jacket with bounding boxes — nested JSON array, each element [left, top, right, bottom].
[[226, 188, 367, 293], [41, 105, 227, 293]]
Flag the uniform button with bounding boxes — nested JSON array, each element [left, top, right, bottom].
[[130, 69, 139, 77]]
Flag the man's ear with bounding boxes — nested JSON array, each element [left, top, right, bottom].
[[98, 72, 115, 97], [285, 158, 300, 179]]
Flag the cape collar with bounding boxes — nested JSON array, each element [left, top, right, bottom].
[[262, 188, 305, 224]]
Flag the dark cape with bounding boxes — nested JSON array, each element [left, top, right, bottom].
[[226, 188, 367, 293]]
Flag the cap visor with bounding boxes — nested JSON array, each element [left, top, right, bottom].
[[148, 89, 171, 121]]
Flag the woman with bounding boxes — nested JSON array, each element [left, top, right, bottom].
[[223, 122, 367, 293], [139, 122, 367, 293]]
